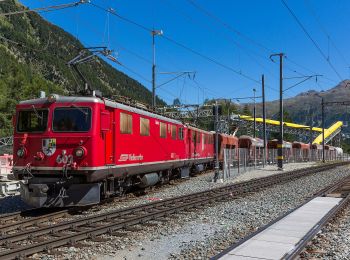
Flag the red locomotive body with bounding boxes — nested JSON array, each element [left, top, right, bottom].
[[13, 95, 214, 207]]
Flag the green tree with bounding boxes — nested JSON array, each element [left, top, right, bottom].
[[0, 0, 166, 137], [242, 104, 252, 116]]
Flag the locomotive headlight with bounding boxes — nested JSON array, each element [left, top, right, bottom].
[[17, 147, 26, 158], [74, 147, 86, 158]]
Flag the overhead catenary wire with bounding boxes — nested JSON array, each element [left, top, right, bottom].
[[285, 57, 337, 84], [281, 0, 343, 81], [160, 0, 278, 80], [283, 75, 317, 93], [303, 0, 350, 67], [119, 63, 152, 84], [184, 0, 339, 85], [91, 1, 282, 103], [0, 0, 188, 105], [0, 0, 85, 16], [67, 9, 197, 101], [185, 0, 273, 53], [60, 1, 213, 103], [89, 2, 262, 86], [181, 0, 327, 98]]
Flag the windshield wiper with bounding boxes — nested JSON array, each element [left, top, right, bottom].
[[32, 105, 43, 120]]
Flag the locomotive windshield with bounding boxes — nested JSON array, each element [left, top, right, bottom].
[[52, 107, 91, 132], [17, 108, 48, 132]]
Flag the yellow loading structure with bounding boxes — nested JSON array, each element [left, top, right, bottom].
[[238, 115, 342, 145], [312, 121, 343, 144]]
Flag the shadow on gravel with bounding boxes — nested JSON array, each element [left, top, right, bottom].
[[0, 195, 32, 214]]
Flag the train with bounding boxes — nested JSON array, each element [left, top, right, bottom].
[[12, 94, 344, 208], [0, 154, 20, 197]]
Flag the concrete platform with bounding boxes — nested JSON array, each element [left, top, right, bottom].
[[217, 196, 342, 260]]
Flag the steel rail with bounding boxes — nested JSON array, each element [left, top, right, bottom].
[[0, 162, 347, 259], [282, 176, 350, 259], [211, 173, 350, 260], [0, 163, 338, 237], [0, 210, 70, 235], [211, 169, 350, 260]]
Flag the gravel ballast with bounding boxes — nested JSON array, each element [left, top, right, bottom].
[[0, 162, 316, 216], [26, 163, 350, 259], [0, 195, 31, 214]]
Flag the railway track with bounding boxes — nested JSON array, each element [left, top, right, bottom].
[[0, 169, 207, 235], [0, 207, 90, 237], [0, 162, 347, 259], [211, 164, 350, 260], [284, 174, 350, 259]]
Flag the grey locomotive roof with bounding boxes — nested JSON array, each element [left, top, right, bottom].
[[104, 99, 182, 125], [19, 95, 102, 105]]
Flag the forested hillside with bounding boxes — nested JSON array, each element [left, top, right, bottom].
[[0, 1, 163, 136]]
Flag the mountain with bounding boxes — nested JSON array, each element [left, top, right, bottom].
[[253, 80, 350, 132], [0, 0, 164, 136]]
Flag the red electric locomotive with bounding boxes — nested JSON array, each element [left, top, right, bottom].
[[13, 94, 214, 207]]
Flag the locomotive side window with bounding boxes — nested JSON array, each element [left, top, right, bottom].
[[160, 122, 166, 138], [196, 132, 201, 143], [120, 112, 132, 134], [140, 117, 150, 136], [53, 107, 91, 132], [17, 109, 48, 132], [171, 125, 176, 140], [178, 127, 184, 140]]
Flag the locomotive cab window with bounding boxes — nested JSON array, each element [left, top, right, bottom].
[[53, 107, 91, 132], [17, 109, 48, 132], [140, 117, 150, 136], [120, 112, 133, 134]]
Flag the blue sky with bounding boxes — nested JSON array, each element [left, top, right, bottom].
[[20, 0, 350, 105]]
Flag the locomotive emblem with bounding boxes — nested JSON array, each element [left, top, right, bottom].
[[42, 138, 56, 156]]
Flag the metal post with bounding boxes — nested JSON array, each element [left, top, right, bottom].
[[253, 88, 256, 138], [322, 97, 325, 163], [309, 110, 313, 160], [152, 33, 156, 108], [262, 75, 267, 166], [278, 54, 284, 170], [270, 53, 284, 170], [151, 30, 163, 108], [214, 102, 220, 182]]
